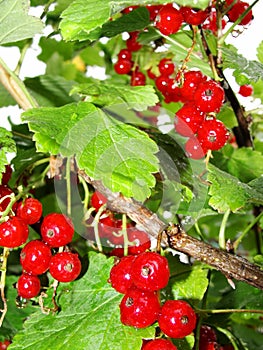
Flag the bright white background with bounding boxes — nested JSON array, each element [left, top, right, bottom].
[[0, 1, 262, 130]]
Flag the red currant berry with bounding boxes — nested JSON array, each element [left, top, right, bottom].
[[146, 5, 163, 21], [158, 58, 175, 77], [117, 49, 132, 61], [41, 213, 74, 248], [199, 325, 217, 344], [0, 340, 11, 350], [180, 6, 210, 25], [20, 240, 52, 275], [175, 103, 205, 137], [142, 338, 177, 350], [122, 6, 139, 14], [194, 80, 225, 113], [109, 255, 135, 293], [197, 117, 229, 151], [114, 59, 132, 75], [49, 251, 81, 282], [127, 229, 151, 255], [131, 71, 146, 86], [90, 191, 107, 211], [131, 251, 170, 291], [126, 31, 142, 52], [158, 300, 197, 338], [155, 4, 183, 36], [202, 9, 227, 34], [1, 165, 12, 186], [17, 273, 41, 299], [166, 80, 182, 102], [119, 286, 161, 328], [238, 84, 253, 97], [155, 76, 172, 94], [0, 216, 29, 248], [16, 197, 42, 225], [179, 70, 206, 101], [185, 136, 207, 159], [227, 1, 252, 25]]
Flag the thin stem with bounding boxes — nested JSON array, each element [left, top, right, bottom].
[[233, 211, 263, 250], [198, 308, 263, 315], [93, 205, 107, 253], [218, 209, 231, 250], [0, 247, 10, 327], [14, 40, 32, 75], [215, 326, 239, 350], [194, 222, 205, 241], [122, 214, 129, 257], [0, 56, 37, 110], [65, 157, 72, 217], [78, 175, 90, 215]]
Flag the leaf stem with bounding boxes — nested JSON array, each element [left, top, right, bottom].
[[219, 208, 231, 249], [233, 211, 263, 250], [197, 307, 263, 314], [93, 205, 106, 253], [122, 214, 129, 256], [0, 247, 10, 327], [66, 157, 72, 217]]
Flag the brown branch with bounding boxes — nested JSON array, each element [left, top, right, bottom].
[[79, 171, 263, 290]]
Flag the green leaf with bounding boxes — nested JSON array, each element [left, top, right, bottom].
[[22, 102, 159, 201], [59, 0, 209, 42], [257, 40, 263, 63], [71, 81, 159, 111], [222, 46, 263, 83], [0, 127, 16, 183], [207, 164, 263, 213], [0, 84, 17, 108], [9, 252, 155, 350], [0, 0, 43, 45]]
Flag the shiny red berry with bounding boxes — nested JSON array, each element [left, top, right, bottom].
[[122, 6, 139, 14], [180, 6, 210, 25], [90, 191, 107, 211], [20, 240, 52, 275], [131, 251, 170, 291], [146, 5, 163, 21], [179, 70, 206, 101], [126, 31, 142, 52], [158, 58, 175, 77], [193, 80, 225, 112], [119, 286, 161, 328], [117, 49, 132, 61], [142, 338, 178, 350], [155, 4, 183, 36], [114, 59, 132, 75], [227, 1, 253, 25], [49, 251, 81, 282], [158, 300, 197, 338], [109, 255, 135, 293], [1, 165, 12, 186], [185, 136, 207, 159], [238, 84, 253, 97], [202, 9, 227, 34], [41, 213, 74, 247], [127, 229, 151, 255], [16, 197, 42, 225], [175, 103, 204, 137], [197, 117, 229, 151], [0, 340, 11, 350], [131, 71, 146, 86], [0, 216, 29, 248], [17, 273, 41, 299]]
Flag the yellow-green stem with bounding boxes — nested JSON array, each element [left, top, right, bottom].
[[0, 247, 10, 327], [219, 209, 231, 250]]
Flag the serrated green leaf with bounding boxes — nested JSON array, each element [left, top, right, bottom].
[[0, 0, 43, 45], [207, 164, 263, 213], [71, 82, 159, 111], [9, 252, 155, 350], [22, 102, 159, 201], [222, 46, 263, 82], [38, 37, 75, 63]]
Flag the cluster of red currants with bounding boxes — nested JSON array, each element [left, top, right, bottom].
[[0, 167, 81, 300], [109, 251, 196, 348], [199, 325, 234, 350]]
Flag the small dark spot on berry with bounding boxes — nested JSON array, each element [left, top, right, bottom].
[[181, 315, 189, 325], [47, 229, 55, 238], [125, 297, 134, 307]]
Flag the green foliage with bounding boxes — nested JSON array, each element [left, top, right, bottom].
[[0, 0, 43, 45], [0, 127, 16, 182], [8, 252, 155, 350]]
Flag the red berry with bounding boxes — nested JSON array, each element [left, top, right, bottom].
[[227, 1, 253, 25], [90, 191, 107, 211], [180, 6, 210, 25], [49, 251, 81, 282], [202, 9, 227, 34], [179, 70, 205, 101], [126, 31, 142, 52], [158, 300, 196, 338], [17, 273, 41, 299], [131, 251, 170, 291], [185, 136, 207, 159], [193, 80, 225, 113], [127, 229, 151, 255], [142, 338, 177, 350], [20, 240, 52, 275], [0, 216, 29, 248], [109, 255, 135, 293], [146, 5, 163, 21], [0, 340, 11, 350], [131, 71, 146, 86], [16, 197, 42, 225], [238, 84, 253, 97], [155, 4, 183, 36], [155, 76, 172, 94], [122, 6, 139, 14], [114, 59, 132, 75], [197, 117, 229, 151], [158, 58, 175, 77], [119, 286, 161, 328], [41, 213, 74, 248], [1, 165, 12, 185], [117, 49, 132, 61], [175, 103, 204, 137], [199, 325, 217, 344]]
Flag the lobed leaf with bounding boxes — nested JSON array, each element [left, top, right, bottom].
[[22, 102, 159, 201], [9, 252, 155, 350]]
